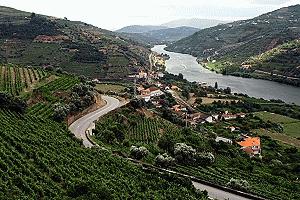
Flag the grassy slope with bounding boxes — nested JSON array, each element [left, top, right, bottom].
[[254, 111, 300, 138]]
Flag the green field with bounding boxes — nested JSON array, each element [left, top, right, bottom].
[[254, 111, 300, 137]]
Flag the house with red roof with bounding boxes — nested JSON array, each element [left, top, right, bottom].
[[237, 136, 261, 157]]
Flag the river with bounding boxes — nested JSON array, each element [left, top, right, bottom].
[[152, 45, 300, 105]]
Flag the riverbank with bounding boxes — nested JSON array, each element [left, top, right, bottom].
[[201, 60, 300, 87], [152, 45, 300, 105]]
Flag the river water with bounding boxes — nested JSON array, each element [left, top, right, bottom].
[[152, 45, 300, 105]]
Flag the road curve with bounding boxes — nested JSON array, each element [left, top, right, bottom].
[[192, 182, 251, 200], [69, 96, 121, 148], [69, 96, 256, 200]]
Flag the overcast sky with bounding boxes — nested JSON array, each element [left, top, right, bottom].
[[1, 0, 300, 30]]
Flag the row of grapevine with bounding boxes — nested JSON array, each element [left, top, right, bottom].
[[0, 109, 205, 199], [38, 76, 80, 92], [27, 103, 54, 118], [0, 66, 47, 95], [173, 156, 295, 200], [127, 116, 181, 144]]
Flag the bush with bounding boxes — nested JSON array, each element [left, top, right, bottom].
[[53, 103, 69, 122], [130, 146, 149, 160], [155, 153, 175, 167], [174, 143, 196, 165], [227, 178, 250, 192], [0, 92, 27, 113], [195, 152, 215, 166]]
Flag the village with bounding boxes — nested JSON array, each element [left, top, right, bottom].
[[129, 68, 262, 158]]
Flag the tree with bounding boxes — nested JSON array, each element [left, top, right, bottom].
[[31, 12, 36, 18], [174, 143, 196, 165], [130, 146, 149, 160], [224, 87, 231, 94], [195, 152, 215, 166], [53, 103, 69, 122], [178, 73, 184, 79], [195, 98, 203, 104], [214, 82, 218, 89], [227, 178, 250, 192], [155, 153, 175, 167]]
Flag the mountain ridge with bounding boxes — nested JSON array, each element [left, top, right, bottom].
[[0, 6, 151, 79], [166, 4, 300, 86]]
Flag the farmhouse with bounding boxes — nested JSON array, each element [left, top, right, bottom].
[[237, 136, 261, 157]]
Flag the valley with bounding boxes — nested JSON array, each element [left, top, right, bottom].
[[0, 2, 300, 200]]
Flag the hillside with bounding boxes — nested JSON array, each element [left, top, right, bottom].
[[0, 6, 151, 79], [166, 5, 300, 85], [0, 66, 207, 199], [247, 39, 300, 78], [162, 18, 228, 29], [117, 26, 199, 45]]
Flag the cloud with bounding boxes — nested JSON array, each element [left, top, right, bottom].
[[248, 0, 296, 5]]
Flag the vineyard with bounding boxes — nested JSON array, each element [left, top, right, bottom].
[[128, 117, 180, 144], [25, 75, 81, 118], [173, 155, 300, 200], [0, 65, 47, 95], [0, 108, 205, 199]]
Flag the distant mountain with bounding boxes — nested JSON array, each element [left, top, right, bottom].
[[0, 6, 151, 79], [146, 26, 199, 43], [116, 25, 167, 33], [116, 26, 199, 45], [162, 18, 228, 29], [166, 5, 300, 85]]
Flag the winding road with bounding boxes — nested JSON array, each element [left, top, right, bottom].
[[68, 95, 262, 200], [69, 95, 121, 148]]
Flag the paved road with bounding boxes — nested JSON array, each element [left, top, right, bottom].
[[69, 96, 121, 148], [192, 182, 252, 200], [69, 95, 256, 200]]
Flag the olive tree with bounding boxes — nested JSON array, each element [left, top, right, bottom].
[[155, 153, 175, 167], [130, 146, 149, 160]]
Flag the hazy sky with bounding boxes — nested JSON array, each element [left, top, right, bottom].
[[1, 0, 300, 30]]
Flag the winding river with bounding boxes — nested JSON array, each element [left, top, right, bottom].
[[152, 45, 300, 105]]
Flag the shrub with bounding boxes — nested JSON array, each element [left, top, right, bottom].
[[174, 143, 196, 165], [53, 103, 69, 122], [227, 178, 250, 192], [130, 146, 149, 160], [195, 152, 215, 166], [155, 153, 175, 167]]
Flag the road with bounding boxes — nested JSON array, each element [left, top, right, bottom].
[[69, 96, 121, 148], [192, 182, 252, 200], [69, 95, 259, 200]]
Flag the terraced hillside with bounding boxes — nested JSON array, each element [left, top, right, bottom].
[[0, 108, 205, 199], [0, 6, 151, 79], [248, 39, 300, 78], [0, 65, 47, 95]]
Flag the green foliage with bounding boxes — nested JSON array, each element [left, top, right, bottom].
[[0, 92, 26, 113], [0, 65, 47, 96], [0, 108, 206, 199], [227, 178, 250, 192], [155, 153, 175, 167], [130, 146, 149, 160]]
